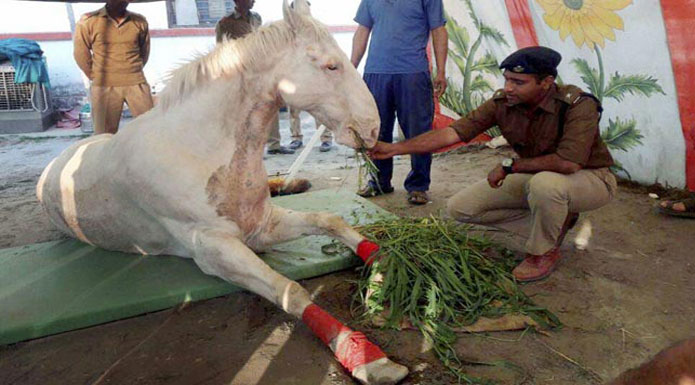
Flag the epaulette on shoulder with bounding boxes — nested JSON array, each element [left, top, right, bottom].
[[128, 11, 147, 23], [492, 89, 506, 100], [556, 85, 584, 105], [79, 10, 98, 22]]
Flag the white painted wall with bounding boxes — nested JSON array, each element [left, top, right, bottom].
[[0, 1, 360, 33], [0, 1, 363, 101]]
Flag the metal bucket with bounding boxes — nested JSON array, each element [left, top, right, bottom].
[[80, 111, 93, 133]]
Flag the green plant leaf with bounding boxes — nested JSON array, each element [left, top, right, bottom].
[[609, 160, 632, 180], [449, 51, 468, 76], [445, 11, 470, 58], [440, 79, 468, 116], [471, 52, 501, 76], [478, 23, 509, 47], [603, 72, 666, 102], [463, 0, 481, 29], [601, 117, 644, 152], [470, 74, 495, 94], [439, 78, 466, 115], [571, 58, 601, 96]]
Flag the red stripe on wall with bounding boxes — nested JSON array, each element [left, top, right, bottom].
[[661, 1, 695, 191], [503, 0, 539, 48], [0, 25, 357, 42]]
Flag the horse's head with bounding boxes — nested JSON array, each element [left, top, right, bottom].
[[274, 0, 380, 149]]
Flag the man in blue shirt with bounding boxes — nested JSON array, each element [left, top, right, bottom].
[[351, 0, 448, 205]]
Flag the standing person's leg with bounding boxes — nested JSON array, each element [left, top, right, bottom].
[[289, 107, 303, 149], [266, 112, 294, 154], [360, 73, 396, 194], [124, 82, 154, 117], [315, 116, 333, 152], [91, 85, 125, 135], [394, 72, 434, 204], [320, 125, 333, 144], [267, 112, 281, 150]]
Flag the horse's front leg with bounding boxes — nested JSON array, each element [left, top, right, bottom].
[[190, 228, 408, 385], [256, 205, 381, 264]]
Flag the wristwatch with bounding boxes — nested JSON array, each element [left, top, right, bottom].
[[501, 158, 515, 174]]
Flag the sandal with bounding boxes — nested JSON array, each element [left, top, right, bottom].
[[407, 191, 429, 205], [657, 197, 695, 218]]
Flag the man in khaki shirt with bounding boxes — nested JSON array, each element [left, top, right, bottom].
[[369, 46, 617, 282], [216, 0, 294, 155], [74, 0, 153, 135]]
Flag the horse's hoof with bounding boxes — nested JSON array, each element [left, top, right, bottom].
[[351, 357, 408, 385]]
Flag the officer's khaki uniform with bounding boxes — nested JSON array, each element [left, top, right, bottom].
[[74, 7, 153, 135], [446, 84, 617, 255], [215, 10, 287, 150], [289, 107, 333, 143]]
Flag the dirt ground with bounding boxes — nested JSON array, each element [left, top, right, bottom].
[[1, 113, 695, 385]]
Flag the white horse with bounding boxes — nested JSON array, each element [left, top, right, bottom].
[[36, 1, 408, 384]]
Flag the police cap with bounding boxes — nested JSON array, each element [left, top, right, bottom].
[[499, 46, 562, 77]]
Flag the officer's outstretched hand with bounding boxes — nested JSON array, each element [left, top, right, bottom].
[[487, 165, 507, 188], [368, 141, 399, 160]]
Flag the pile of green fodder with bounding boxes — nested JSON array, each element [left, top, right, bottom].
[[350, 216, 561, 383]]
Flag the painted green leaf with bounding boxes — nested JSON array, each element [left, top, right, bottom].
[[610, 160, 632, 180], [440, 79, 468, 116], [444, 11, 470, 58], [463, 0, 480, 29], [601, 117, 644, 152], [470, 74, 495, 94], [449, 51, 468, 76], [479, 24, 509, 47], [471, 52, 501, 76], [604, 72, 666, 102], [571, 58, 601, 97]]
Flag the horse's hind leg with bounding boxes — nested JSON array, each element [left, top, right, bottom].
[[256, 205, 382, 264], [191, 228, 408, 385]]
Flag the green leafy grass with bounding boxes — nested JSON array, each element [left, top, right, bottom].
[[343, 216, 561, 383]]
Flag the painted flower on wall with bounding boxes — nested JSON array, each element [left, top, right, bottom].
[[536, 0, 632, 49], [535, 0, 664, 178]]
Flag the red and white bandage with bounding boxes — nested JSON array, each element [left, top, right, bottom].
[[302, 304, 386, 372], [356, 239, 380, 265]]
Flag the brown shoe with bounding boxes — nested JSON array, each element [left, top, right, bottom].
[[512, 248, 562, 282]]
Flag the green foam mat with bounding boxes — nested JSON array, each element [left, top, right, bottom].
[[0, 189, 391, 345]]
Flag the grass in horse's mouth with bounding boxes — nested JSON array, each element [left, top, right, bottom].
[[349, 128, 382, 194]]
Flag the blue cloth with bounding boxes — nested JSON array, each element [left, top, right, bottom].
[[0, 38, 50, 88], [364, 72, 434, 192], [354, 0, 446, 74]]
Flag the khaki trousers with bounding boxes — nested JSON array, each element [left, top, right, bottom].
[[289, 107, 333, 143], [91, 83, 154, 135], [446, 168, 617, 255], [266, 112, 283, 151]]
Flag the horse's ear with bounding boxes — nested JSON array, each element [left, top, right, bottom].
[[292, 0, 311, 15], [283, 0, 310, 30], [282, 0, 298, 29]]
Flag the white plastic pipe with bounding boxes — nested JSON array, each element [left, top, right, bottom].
[[281, 125, 326, 190]]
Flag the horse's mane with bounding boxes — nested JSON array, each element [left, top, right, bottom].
[[158, 15, 332, 111]]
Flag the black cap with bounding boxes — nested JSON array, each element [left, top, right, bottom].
[[499, 46, 562, 77]]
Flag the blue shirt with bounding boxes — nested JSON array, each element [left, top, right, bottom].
[[354, 0, 446, 74]]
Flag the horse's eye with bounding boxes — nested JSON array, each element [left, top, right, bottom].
[[327, 64, 338, 71]]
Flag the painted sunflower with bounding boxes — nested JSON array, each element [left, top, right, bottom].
[[536, 0, 632, 49]]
